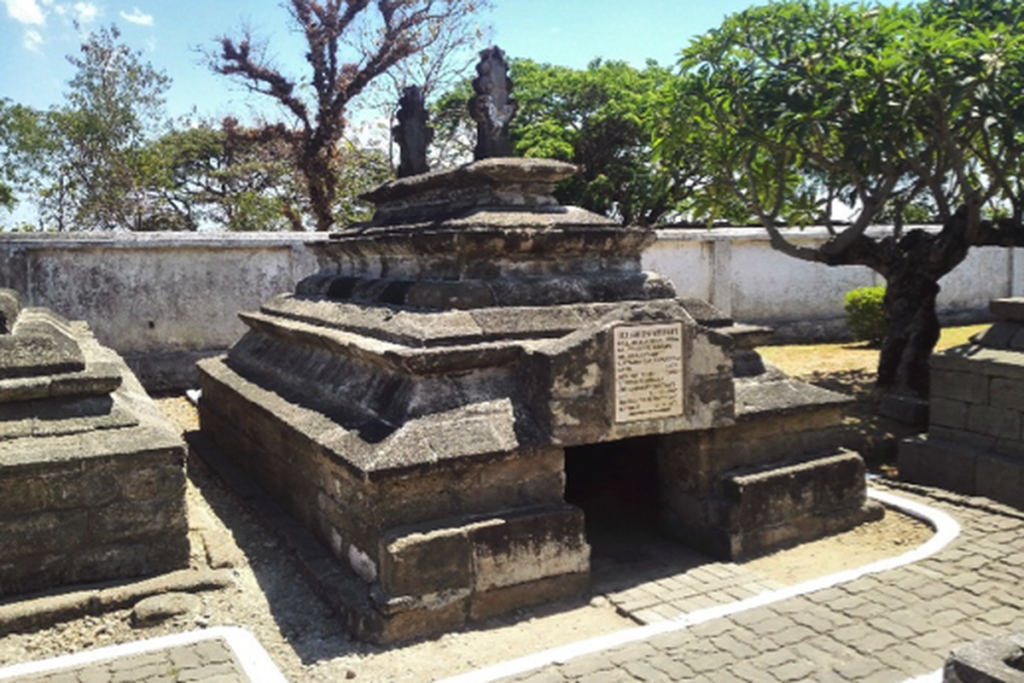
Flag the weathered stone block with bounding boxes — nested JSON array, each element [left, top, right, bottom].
[[469, 571, 588, 622], [879, 393, 930, 426], [976, 453, 1024, 510], [990, 298, 1024, 323], [968, 404, 1021, 440], [932, 368, 990, 405], [931, 397, 970, 431], [0, 510, 89, 558], [90, 497, 188, 544], [945, 632, 1024, 683], [899, 434, 978, 492], [990, 377, 1024, 412], [470, 505, 589, 592], [379, 526, 474, 596], [996, 438, 1024, 460], [932, 425, 997, 451]]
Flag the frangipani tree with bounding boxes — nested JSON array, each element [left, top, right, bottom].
[[659, 0, 1024, 396]]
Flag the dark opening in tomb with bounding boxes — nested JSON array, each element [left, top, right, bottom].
[[564, 435, 663, 553]]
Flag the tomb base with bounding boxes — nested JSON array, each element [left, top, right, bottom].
[[658, 370, 879, 560], [199, 353, 591, 643]]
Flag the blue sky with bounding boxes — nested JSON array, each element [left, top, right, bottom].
[[1, 0, 768, 123]]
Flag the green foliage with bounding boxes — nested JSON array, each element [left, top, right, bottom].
[[434, 58, 695, 225], [1, 25, 171, 231], [513, 59, 686, 225], [662, 0, 1024, 232], [145, 120, 305, 231], [657, 0, 1024, 394], [844, 286, 887, 345]]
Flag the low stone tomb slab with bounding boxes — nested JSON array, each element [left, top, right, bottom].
[[0, 289, 188, 596]]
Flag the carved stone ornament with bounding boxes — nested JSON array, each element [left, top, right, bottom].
[[392, 85, 432, 178], [468, 46, 518, 160]]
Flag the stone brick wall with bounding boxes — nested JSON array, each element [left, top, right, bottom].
[[900, 299, 1024, 508], [0, 448, 187, 596]]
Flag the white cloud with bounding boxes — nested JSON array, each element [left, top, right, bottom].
[[71, 1, 97, 23], [4, 0, 46, 25], [119, 6, 152, 26], [22, 27, 43, 50]]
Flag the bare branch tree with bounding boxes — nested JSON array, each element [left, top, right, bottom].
[[213, 0, 487, 231]]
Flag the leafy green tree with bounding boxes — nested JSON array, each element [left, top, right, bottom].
[[62, 24, 171, 230], [1, 26, 171, 231], [146, 120, 304, 231], [0, 99, 43, 213], [660, 0, 1024, 396], [212, 0, 487, 231]]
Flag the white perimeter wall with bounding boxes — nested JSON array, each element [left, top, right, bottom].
[[1, 227, 1019, 389], [644, 227, 1024, 340]]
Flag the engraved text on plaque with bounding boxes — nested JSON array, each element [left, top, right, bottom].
[[613, 323, 684, 423]]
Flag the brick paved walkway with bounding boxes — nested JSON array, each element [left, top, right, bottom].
[[440, 482, 1024, 683], [0, 629, 283, 683]]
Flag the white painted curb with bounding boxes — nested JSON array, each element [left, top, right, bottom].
[[436, 487, 961, 683], [0, 626, 288, 683]]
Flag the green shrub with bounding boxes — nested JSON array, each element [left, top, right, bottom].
[[844, 286, 887, 345]]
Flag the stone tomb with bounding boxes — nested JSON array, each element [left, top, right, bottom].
[[901, 298, 1024, 507], [198, 158, 875, 642], [0, 289, 188, 596]]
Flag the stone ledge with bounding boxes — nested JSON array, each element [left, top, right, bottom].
[[0, 569, 233, 637], [945, 631, 1024, 683], [360, 157, 577, 206], [990, 298, 1024, 324]]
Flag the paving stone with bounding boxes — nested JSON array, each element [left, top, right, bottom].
[[583, 670, 636, 683], [644, 653, 696, 680], [607, 642, 659, 666], [620, 659, 666, 682], [832, 657, 887, 681], [513, 670, 566, 683], [774, 659, 816, 682], [871, 615, 919, 640], [713, 669, 754, 683], [558, 654, 617, 680]]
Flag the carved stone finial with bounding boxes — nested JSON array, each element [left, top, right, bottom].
[[468, 46, 518, 160], [392, 85, 432, 178]]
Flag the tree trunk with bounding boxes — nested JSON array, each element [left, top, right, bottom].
[[876, 267, 941, 397], [305, 159, 337, 232]]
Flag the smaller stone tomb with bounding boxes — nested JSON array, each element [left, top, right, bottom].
[[901, 298, 1024, 507], [0, 289, 188, 596]]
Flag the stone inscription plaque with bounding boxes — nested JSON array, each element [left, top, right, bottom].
[[613, 323, 684, 423]]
